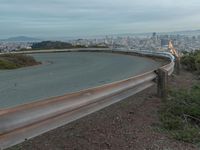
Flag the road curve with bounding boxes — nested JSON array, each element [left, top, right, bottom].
[[0, 52, 163, 109]]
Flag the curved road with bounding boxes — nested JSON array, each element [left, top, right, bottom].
[[0, 52, 163, 109]]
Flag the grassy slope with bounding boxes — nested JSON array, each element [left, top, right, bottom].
[[159, 85, 200, 144], [0, 54, 40, 69], [159, 51, 200, 145]]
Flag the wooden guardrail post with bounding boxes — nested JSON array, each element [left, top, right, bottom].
[[157, 68, 168, 99], [175, 56, 180, 75]]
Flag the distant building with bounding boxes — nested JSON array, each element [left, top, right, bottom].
[[152, 32, 156, 38], [161, 39, 169, 48]]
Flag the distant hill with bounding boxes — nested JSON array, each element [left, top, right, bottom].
[[1, 36, 41, 42], [32, 41, 74, 49], [31, 41, 108, 50], [102, 29, 200, 37], [162, 30, 198, 36], [172, 29, 200, 36]]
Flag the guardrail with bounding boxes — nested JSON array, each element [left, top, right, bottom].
[[0, 49, 175, 149]]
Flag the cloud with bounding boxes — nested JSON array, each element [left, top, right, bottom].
[[0, 0, 200, 38]]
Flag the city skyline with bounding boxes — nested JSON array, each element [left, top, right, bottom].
[[0, 0, 200, 38]]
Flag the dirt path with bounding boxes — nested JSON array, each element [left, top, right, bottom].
[[7, 70, 199, 150]]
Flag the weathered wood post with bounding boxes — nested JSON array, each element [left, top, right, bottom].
[[175, 56, 180, 75], [157, 68, 168, 99]]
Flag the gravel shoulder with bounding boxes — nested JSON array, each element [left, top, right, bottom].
[[7, 70, 199, 150]]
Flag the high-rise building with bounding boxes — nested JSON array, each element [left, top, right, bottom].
[[152, 32, 156, 38], [161, 39, 169, 48]]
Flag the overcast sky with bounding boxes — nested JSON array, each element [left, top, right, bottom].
[[0, 0, 200, 38]]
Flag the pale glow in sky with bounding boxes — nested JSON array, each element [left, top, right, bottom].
[[0, 0, 200, 38]]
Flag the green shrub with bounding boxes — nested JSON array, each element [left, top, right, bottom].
[[159, 85, 200, 144], [0, 54, 40, 69], [195, 54, 200, 73], [0, 59, 18, 69], [160, 113, 183, 130], [181, 55, 196, 71], [181, 50, 200, 74], [171, 126, 200, 143]]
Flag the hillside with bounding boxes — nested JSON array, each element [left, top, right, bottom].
[[0, 54, 40, 69]]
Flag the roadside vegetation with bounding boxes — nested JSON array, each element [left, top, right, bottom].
[[181, 50, 200, 75], [159, 50, 200, 145], [159, 85, 200, 144], [0, 54, 40, 69]]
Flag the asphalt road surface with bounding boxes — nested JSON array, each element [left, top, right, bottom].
[[0, 52, 163, 109]]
